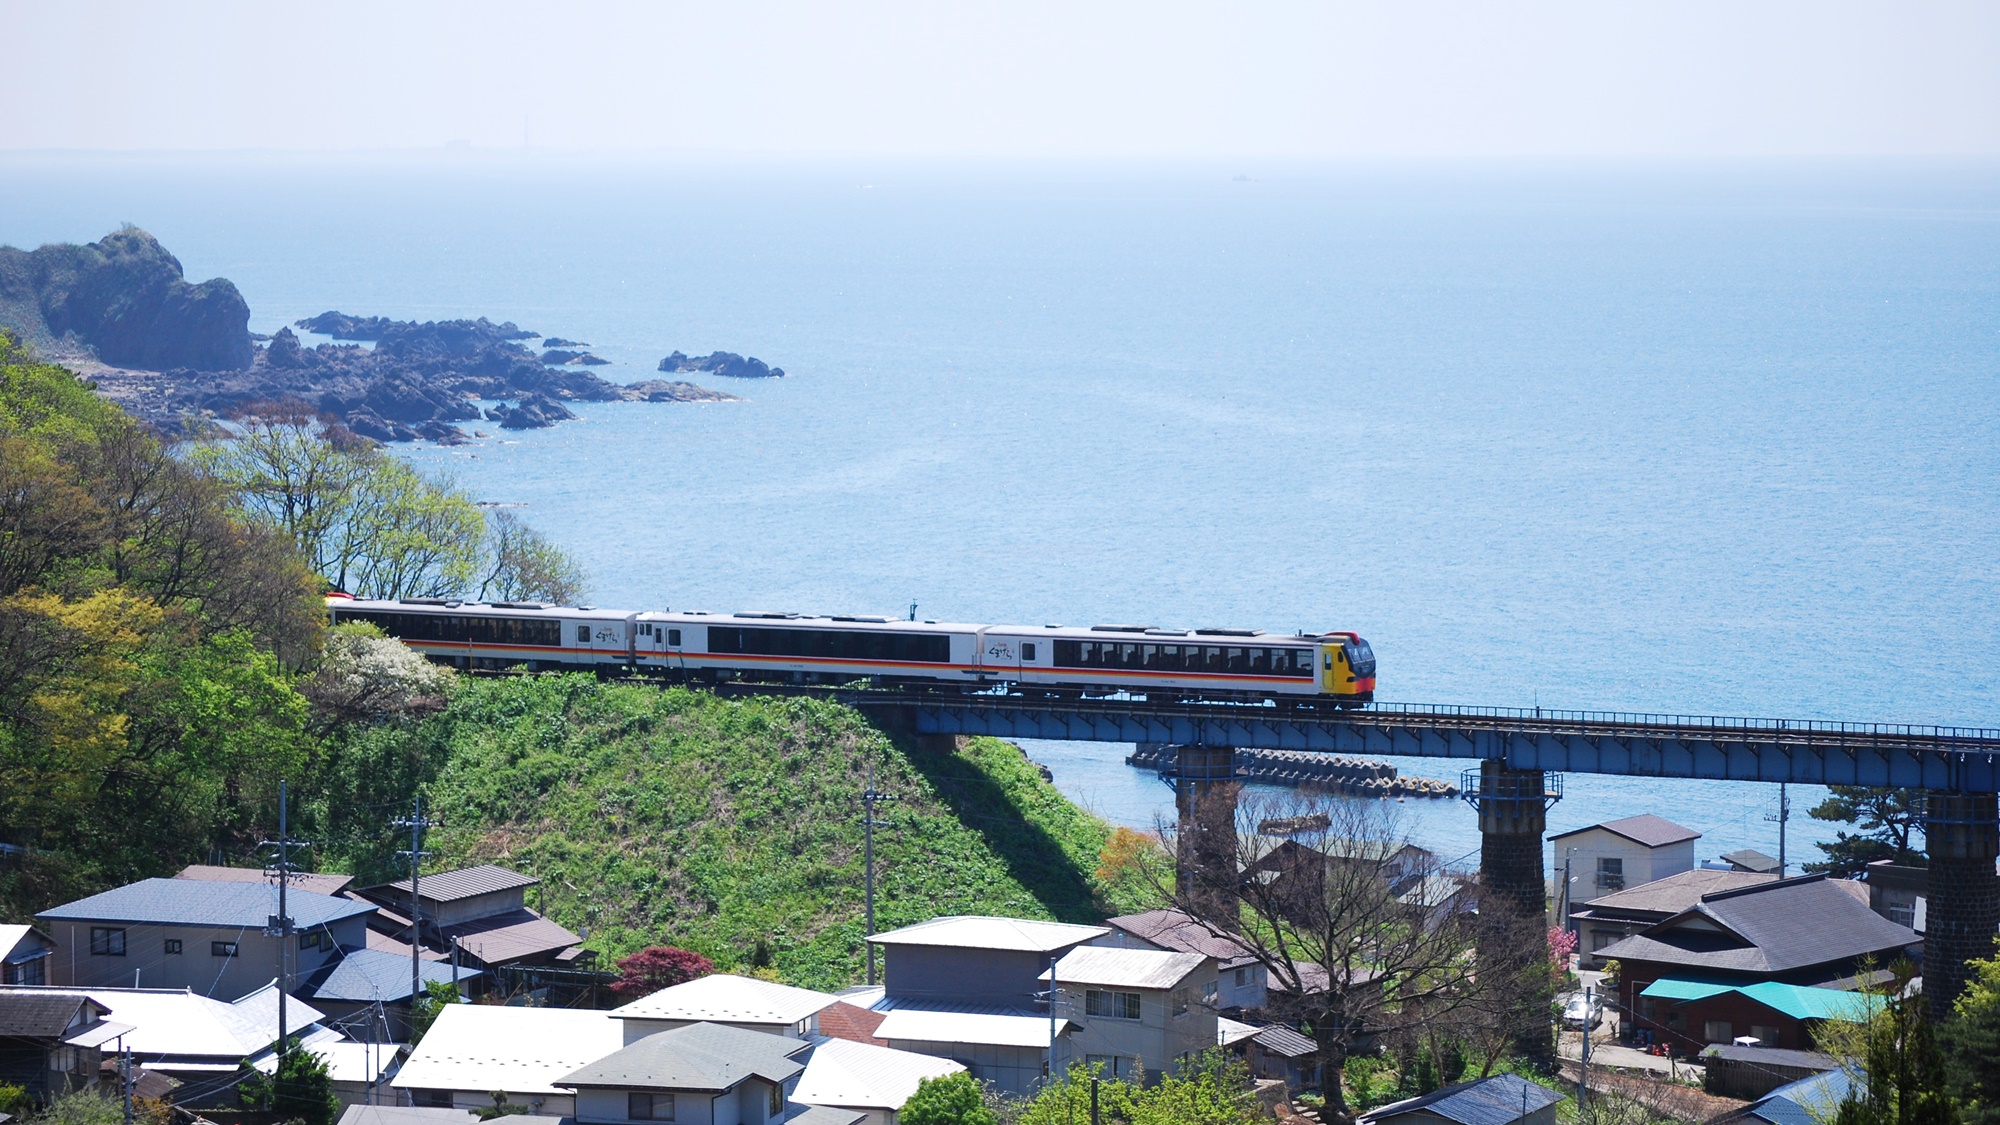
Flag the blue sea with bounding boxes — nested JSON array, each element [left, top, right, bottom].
[[4, 153, 1996, 868]]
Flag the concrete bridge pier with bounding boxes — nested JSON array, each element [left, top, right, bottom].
[[1925, 790, 2000, 1020], [1465, 760, 1559, 1070], [1172, 744, 1241, 926]]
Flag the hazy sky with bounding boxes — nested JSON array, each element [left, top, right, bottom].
[[5, 1, 1996, 158]]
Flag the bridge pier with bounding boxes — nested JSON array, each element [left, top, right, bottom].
[[1173, 744, 1241, 926], [1925, 790, 2000, 1020], [1465, 760, 1558, 1070]]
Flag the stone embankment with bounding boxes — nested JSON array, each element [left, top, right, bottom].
[[1125, 744, 1459, 798]]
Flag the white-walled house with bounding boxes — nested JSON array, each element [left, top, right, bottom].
[[1548, 815, 1699, 920], [1040, 946, 1217, 1083], [614, 974, 840, 1043], [1101, 910, 1264, 1012], [393, 1004, 624, 1115], [792, 1039, 964, 1125], [555, 1022, 861, 1125]]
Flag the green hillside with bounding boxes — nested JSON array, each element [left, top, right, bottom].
[[321, 674, 1152, 991]]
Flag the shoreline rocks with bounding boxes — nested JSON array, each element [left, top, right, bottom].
[[660, 350, 785, 378]]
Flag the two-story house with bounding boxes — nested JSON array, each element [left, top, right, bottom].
[[359, 865, 586, 970], [613, 974, 841, 1043], [38, 878, 376, 998], [394, 1003, 625, 1115], [555, 1022, 862, 1125], [0, 925, 55, 987], [1566, 868, 1776, 967], [1548, 815, 1699, 923], [1040, 947, 1217, 1083], [0, 989, 112, 1101], [1102, 910, 1264, 1012]]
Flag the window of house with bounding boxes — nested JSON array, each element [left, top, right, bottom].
[[1664, 1011, 1683, 1030], [1597, 857, 1625, 891], [768, 1082, 783, 1117], [212, 941, 239, 958], [1703, 1020, 1733, 1043], [1202, 980, 1218, 1006], [413, 1091, 453, 1109], [164, 939, 183, 955], [1085, 1055, 1134, 1079], [1085, 990, 1142, 1020], [299, 931, 320, 952], [1171, 987, 1191, 1018], [1022, 642, 1036, 661], [628, 1093, 673, 1121], [1888, 902, 1914, 927], [1750, 1024, 1782, 1046], [89, 928, 125, 956], [1233, 968, 1248, 987], [1638, 998, 1656, 1020], [1591, 931, 1618, 951], [5, 957, 47, 986]]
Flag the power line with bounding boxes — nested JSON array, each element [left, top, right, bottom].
[[258, 778, 311, 1061], [390, 796, 442, 1014]]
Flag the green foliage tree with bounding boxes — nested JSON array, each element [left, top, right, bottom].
[[26, 1090, 123, 1125], [903, 1072, 998, 1125], [479, 509, 588, 605], [1805, 787, 1925, 877], [410, 979, 463, 1043], [1821, 963, 1959, 1125], [240, 1042, 340, 1125], [1946, 945, 2000, 1124], [1012, 1055, 1259, 1125]]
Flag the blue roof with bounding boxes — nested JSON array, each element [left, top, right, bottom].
[[1735, 1069, 1859, 1125], [308, 947, 482, 1003], [1640, 977, 1880, 1022], [39, 878, 377, 929], [1362, 1075, 1565, 1125]]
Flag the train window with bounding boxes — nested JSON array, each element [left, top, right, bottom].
[[1324, 653, 1334, 670], [640, 624, 652, 637], [1225, 648, 1247, 673], [1121, 643, 1140, 667], [1249, 648, 1271, 673], [576, 625, 590, 644], [668, 629, 681, 646], [1022, 642, 1036, 661], [708, 626, 949, 663]]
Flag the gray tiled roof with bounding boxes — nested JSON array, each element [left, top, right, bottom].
[[1597, 875, 1917, 974], [1249, 1024, 1317, 1057], [307, 948, 483, 1003], [1720, 850, 1783, 874], [39, 878, 376, 929], [1577, 869, 1776, 919], [177, 865, 355, 897], [1550, 814, 1699, 848], [371, 865, 537, 903], [558, 1021, 809, 1092], [1107, 909, 1260, 967], [1362, 1075, 1565, 1125], [0, 989, 96, 1038]]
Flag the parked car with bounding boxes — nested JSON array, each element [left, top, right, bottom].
[[1562, 992, 1603, 1030]]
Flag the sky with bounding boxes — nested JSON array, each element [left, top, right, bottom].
[[3, 1, 1997, 158]]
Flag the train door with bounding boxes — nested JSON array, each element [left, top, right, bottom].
[[976, 628, 1017, 682], [1320, 643, 1340, 693]]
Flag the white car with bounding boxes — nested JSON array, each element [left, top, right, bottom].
[[1562, 992, 1603, 1030]]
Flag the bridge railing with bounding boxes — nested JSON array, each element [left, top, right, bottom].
[[1362, 701, 2000, 743]]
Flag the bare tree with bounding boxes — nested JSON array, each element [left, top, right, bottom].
[[1156, 789, 1511, 1124], [477, 509, 588, 605]]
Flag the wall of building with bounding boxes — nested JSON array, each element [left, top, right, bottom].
[[1628, 991, 1814, 1052], [421, 888, 528, 928], [424, 1089, 576, 1116], [883, 946, 1068, 1008], [575, 1086, 716, 1125], [618, 1017, 803, 1046], [49, 917, 363, 998], [1553, 831, 1693, 904], [883, 1039, 1045, 1097], [1062, 982, 1218, 1084]]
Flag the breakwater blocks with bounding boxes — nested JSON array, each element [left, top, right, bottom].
[[1124, 744, 1459, 798]]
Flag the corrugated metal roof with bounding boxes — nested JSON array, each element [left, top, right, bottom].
[[1704, 1045, 1836, 1070], [559, 1022, 808, 1091], [1640, 978, 1881, 1023], [307, 1038, 402, 1084], [614, 973, 837, 1025], [0, 924, 51, 965], [1360, 1074, 1565, 1125], [439, 910, 581, 965], [307, 948, 483, 1003], [78, 984, 325, 1059], [1249, 1024, 1318, 1058], [1042, 946, 1206, 991], [1216, 1017, 1260, 1047], [373, 865, 538, 904], [39, 878, 376, 929], [393, 1004, 622, 1096], [1549, 814, 1700, 848], [788, 1106, 867, 1125], [1106, 910, 1259, 967], [794, 1039, 963, 1111], [875, 1008, 1071, 1048], [176, 865, 355, 897], [868, 916, 1108, 952]]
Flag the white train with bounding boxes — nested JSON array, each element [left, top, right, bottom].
[[325, 595, 1377, 705]]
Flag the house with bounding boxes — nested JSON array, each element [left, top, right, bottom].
[[1565, 868, 1777, 967], [0, 989, 113, 1101], [871, 1006, 1073, 1096], [392, 1002, 624, 1115], [1217, 1018, 1318, 1091], [791, 1038, 964, 1125], [308, 1036, 405, 1109], [1599, 874, 1918, 1054], [0, 926, 55, 987], [1240, 838, 1446, 928], [1718, 850, 1783, 876], [1862, 861, 1926, 931], [177, 864, 356, 897], [613, 974, 840, 1043], [1359, 1074, 1564, 1125], [815, 1001, 888, 1046], [303, 947, 484, 1041], [1701, 1044, 1838, 1100], [359, 865, 587, 971], [554, 1021, 863, 1125], [869, 916, 1109, 1009], [1103, 909, 1264, 1011], [1039, 946, 1216, 1083], [38, 878, 375, 997], [1710, 1069, 1858, 1125], [338, 1109, 567, 1125], [1548, 815, 1700, 918]]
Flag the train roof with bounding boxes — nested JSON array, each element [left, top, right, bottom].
[[329, 597, 638, 621]]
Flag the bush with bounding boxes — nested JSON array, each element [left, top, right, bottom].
[[611, 945, 716, 998], [903, 1073, 998, 1125]]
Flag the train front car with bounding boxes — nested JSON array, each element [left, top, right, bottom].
[[1319, 631, 1376, 705]]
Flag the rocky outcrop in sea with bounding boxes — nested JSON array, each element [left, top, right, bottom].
[[660, 350, 785, 378], [0, 227, 253, 371]]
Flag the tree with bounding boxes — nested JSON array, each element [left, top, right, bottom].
[[1946, 944, 2000, 1125], [411, 979, 463, 1043], [300, 621, 455, 728], [1819, 962, 1959, 1125], [1806, 787, 1925, 877], [1157, 793, 1493, 1125], [25, 1090, 123, 1125], [478, 509, 587, 605], [611, 945, 716, 998], [239, 1041, 340, 1125], [902, 1072, 998, 1125], [1095, 826, 1173, 914]]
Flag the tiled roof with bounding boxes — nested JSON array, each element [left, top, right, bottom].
[[868, 916, 1108, 952], [39, 878, 376, 930], [177, 865, 354, 897], [0, 989, 98, 1037], [393, 1004, 622, 1096], [439, 910, 581, 965], [1360, 1074, 1565, 1125], [1106, 909, 1259, 967], [816, 1001, 887, 1046], [1720, 850, 1783, 874], [559, 1021, 809, 1091], [1550, 814, 1699, 848], [1577, 869, 1776, 918], [1041, 946, 1206, 991], [1597, 875, 1917, 974], [794, 1039, 963, 1111], [613, 973, 837, 1025], [306, 948, 483, 1003], [372, 865, 538, 903], [1249, 1024, 1317, 1058]]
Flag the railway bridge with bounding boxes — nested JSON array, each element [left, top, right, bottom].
[[814, 688, 2000, 1018]]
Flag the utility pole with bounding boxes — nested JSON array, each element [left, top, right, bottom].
[[393, 797, 440, 1010], [1577, 983, 1592, 1108], [860, 766, 898, 986], [260, 779, 310, 1060], [118, 1031, 132, 1125], [1765, 783, 1791, 875]]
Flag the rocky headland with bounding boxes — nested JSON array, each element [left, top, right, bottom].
[[0, 228, 766, 443]]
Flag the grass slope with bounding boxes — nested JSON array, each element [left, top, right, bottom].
[[403, 675, 1129, 990]]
